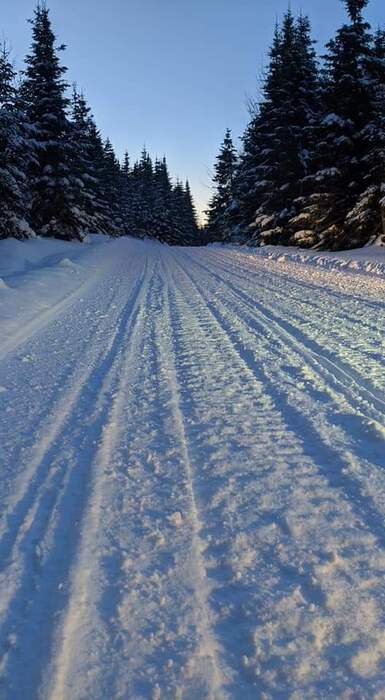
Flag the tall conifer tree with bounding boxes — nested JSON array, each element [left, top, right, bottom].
[[21, 3, 84, 240], [296, 0, 376, 249], [344, 27, 385, 244], [230, 11, 319, 245], [183, 181, 199, 244], [153, 157, 173, 241], [100, 138, 123, 235], [120, 151, 133, 234], [0, 45, 34, 239], [206, 129, 237, 242]]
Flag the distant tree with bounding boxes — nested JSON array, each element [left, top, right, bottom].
[[153, 157, 173, 241], [120, 151, 131, 233], [100, 138, 123, 235], [86, 120, 117, 234], [125, 157, 199, 245], [127, 160, 142, 237], [183, 180, 199, 244], [134, 148, 155, 237], [206, 128, 237, 242], [0, 44, 34, 239], [170, 180, 188, 244]]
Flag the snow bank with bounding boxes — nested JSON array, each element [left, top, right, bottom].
[[0, 235, 111, 358], [0, 234, 107, 278], [0, 235, 158, 360], [251, 244, 385, 278]]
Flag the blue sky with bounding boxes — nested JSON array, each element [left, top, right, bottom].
[[2, 0, 384, 221]]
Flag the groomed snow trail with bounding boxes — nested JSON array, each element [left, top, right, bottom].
[[1, 239, 385, 699]]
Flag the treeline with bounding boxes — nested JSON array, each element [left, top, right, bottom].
[[0, 3, 199, 244], [206, 0, 385, 250]]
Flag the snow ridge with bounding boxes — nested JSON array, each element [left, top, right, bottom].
[[249, 244, 385, 278]]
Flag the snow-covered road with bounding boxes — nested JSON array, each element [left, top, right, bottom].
[[1, 238, 385, 699]]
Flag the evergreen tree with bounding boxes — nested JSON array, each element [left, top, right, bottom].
[[69, 89, 100, 234], [100, 138, 123, 235], [0, 3, 201, 246], [296, 0, 376, 249], [122, 151, 130, 179], [120, 151, 133, 234], [0, 44, 34, 239], [229, 24, 284, 242], [86, 120, 116, 234], [70, 89, 120, 236], [344, 28, 385, 244], [206, 128, 237, 242], [128, 160, 144, 237], [229, 110, 264, 243], [183, 180, 199, 244], [168, 180, 199, 245], [171, 180, 188, 244], [21, 3, 84, 240], [134, 148, 155, 236], [153, 157, 173, 241], [231, 11, 320, 246]]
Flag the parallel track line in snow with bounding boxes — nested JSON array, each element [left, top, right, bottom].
[[0, 274, 124, 480], [50, 258, 225, 700], [0, 258, 152, 699], [163, 255, 300, 696], [47, 259, 185, 700], [158, 258, 226, 699], [166, 251, 385, 698], [203, 248, 385, 335], [201, 249, 385, 399], [182, 250, 385, 431], [171, 252, 385, 546], [207, 247, 385, 311], [0, 261, 148, 575]]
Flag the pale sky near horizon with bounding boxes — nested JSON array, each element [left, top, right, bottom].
[[2, 0, 384, 221]]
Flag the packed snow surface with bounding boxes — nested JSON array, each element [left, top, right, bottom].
[[1, 237, 385, 699]]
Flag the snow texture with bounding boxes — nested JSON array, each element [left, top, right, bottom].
[[1, 236, 385, 699], [238, 243, 385, 277]]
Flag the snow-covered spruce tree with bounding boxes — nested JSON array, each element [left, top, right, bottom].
[[252, 11, 320, 246], [228, 111, 264, 244], [344, 28, 385, 245], [372, 29, 385, 244], [21, 3, 85, 240], [170, 180, 189, 244], [127, 160, 142, 237], [206, 128, 237, 243], [231, 11, 320, 246], [124, 156, 199, 244], [131, 148, 155, 237], [69, 88, 110, 235], [84, 120, 118, 235], [296, 0, 376, 249], [229, 24, 285, 243], [0, 45, 35, 239], [183, 180, 200, 244], [99, 138, 124, 235], [153, 157, 173, 242], [120, 151, 133, 235]]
